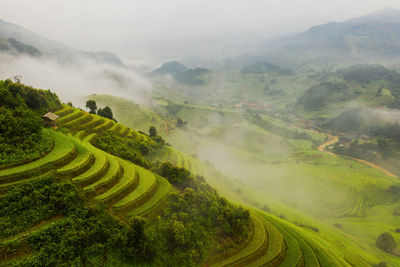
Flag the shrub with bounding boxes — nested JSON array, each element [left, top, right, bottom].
[[376, 232, 396, 252]]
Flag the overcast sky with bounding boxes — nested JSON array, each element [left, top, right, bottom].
[[1, 0, 400, 63]]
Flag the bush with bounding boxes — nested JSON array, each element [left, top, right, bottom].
[[94, 132, 157, 168], [376, 232, 396, 252], [0, 85, 55, 167]]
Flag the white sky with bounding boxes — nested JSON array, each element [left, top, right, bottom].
[[1, 0, 400, 63]]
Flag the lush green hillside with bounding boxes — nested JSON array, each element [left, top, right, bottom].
[[92, 93, 400, 266], [3, 74, 400, 266]]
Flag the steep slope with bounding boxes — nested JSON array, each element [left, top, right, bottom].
[[0, 18, 124, 66]]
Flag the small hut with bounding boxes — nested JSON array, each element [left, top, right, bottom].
[[42, 112, 59, 127]]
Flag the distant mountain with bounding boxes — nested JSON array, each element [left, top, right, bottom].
[[241, 61, 293, 75], [0, 18, 124, 66], [228, 8, 400, 71], [0, 37, 41, 56], [151, 61, 209, 86], [151, 61, 188, 76]]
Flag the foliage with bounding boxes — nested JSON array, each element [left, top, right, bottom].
[[94, 132, 156, 168], [297, 81, 351, 110], [0, 79, 62, 114], [376, 232, 397, 252], [85, 99, 97, 114], [156, 162, 192, 188], [97, 106, 114, 120], [166, 102, 183, 116], [148, 169, 251, 266], [0, 84, 55, 167], [0, 176, 82, 239], [337, 64, 400, 84], [148, 126, 165, 145], [0, 129, 52, 167], [1, 164, 250, 266], [149, 126, 158, 138], [176, 118, 187, 128], [1, 176, 152, 266]]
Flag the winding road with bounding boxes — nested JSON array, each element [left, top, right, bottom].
[[315, 130, 397, 178]]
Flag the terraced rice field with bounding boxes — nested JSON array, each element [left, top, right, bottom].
[[1, 104, 376, 266], [161, 147, 209, 178], [0, 105, 172, 223]]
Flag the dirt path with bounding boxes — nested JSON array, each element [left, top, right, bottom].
[[316, 131, 397, 178], [162, 119, 169, 135]]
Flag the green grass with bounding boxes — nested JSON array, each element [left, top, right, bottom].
[[93, 120, 114, 133], [54, 105, 74, 117], [267, 219, 303, 267], [250, 215, 285, 266], [112, 166, 158, 213], [94, 159, 138, 205], [0, 131, 76, 184], [76, 115, 105, 131], [71, 134, 109, 186], [56, 109, 82, 124], [211, 214, 267, 266], [126, 175, 171, 217], [62, 113, 92, 130], [56, 138, 93, 177], [88, 94, 167, 136], [83, 155, 122, 195]]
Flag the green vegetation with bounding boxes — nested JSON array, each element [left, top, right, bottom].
[[85, 99, 97, 114], [4, 57, 400, 266], [376, 232, 397, 252], [0, 80, 61, 168], [94, 132, 155, 168], [0, 131, 76, 184], [127, 175, 171, 217]]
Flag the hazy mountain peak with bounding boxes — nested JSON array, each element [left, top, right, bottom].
[[151, 61, 188, 75], [0, 18, 124, 66]]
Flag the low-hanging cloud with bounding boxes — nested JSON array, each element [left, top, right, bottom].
[[0, 53, 152, 107]]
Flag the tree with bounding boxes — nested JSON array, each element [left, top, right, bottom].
[[376, 232, 396, 252], [149, 126, 157, 138], [176, 118, 187, 128], [86, 100, 97, 114], [97, 106, 113, 120]]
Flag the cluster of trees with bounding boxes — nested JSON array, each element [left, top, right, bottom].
[[86, 100, 116, 121], [1, 176, 152, 266], [1, 169, 251, 266], [337, 64, 400, 84], [176, 118, 187, 128], [0, 80, 59, 166], [151, 163, 251, 265], [376, 232, 397, 253], [95, 132, 154, 168], [297, 81, 351, 110], [8, 38, 41, 56], [1, 79, 61, 114]]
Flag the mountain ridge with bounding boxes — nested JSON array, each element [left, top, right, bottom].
[[0, 18, 125, 66]]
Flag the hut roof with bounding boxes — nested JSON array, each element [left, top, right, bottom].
[[42, 112, 59, 121]]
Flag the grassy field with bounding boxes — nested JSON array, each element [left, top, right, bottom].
[[88, 95, 167, 135]]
